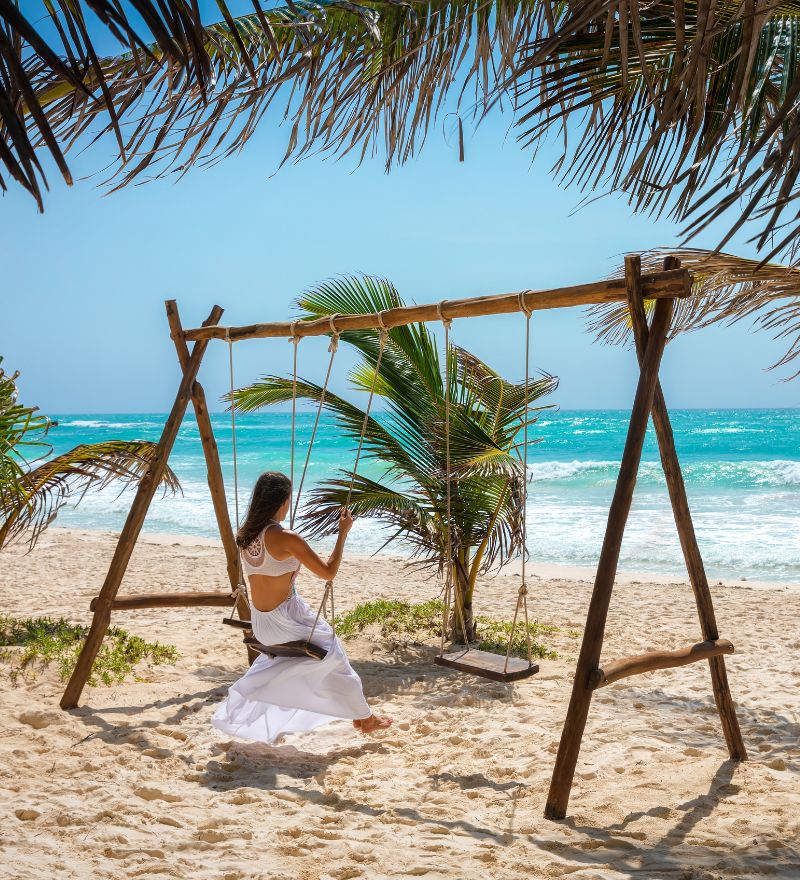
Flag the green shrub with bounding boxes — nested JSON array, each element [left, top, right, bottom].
[[0, 614, 178, 686], [335, 599, 558, 660]]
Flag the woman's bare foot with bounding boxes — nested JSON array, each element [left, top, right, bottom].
[[353, 714, 393, 734]]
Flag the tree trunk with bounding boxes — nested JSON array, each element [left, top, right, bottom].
[[450, 565, 476, 643]]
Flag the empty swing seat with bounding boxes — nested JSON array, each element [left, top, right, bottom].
[[222, 617, 328, 661], [435, 648, 539, 683]]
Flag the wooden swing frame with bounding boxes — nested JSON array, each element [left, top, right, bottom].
[[58, 255, 747, 819]]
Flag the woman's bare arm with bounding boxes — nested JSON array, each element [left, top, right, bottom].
[[281, 509, 353, 580]]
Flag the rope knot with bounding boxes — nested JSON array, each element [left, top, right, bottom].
[[518, 584, 528, 597], [518, 291, 533, 318], [328, 314, 341, 353], [437, 300, 453, 329], [289, 321, 300, 345]]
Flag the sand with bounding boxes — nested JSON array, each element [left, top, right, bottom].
[[1, 528, 798, 880]]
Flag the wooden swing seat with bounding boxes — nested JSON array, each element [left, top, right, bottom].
[[222, 618, 327, 660], [435, 648, 539, 683], [245, 636, 327, 660]]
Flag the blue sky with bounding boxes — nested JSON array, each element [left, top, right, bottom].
[[2, 98, 798, 413]]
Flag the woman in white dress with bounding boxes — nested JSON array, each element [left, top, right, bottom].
[[213, 471, 392, 743]]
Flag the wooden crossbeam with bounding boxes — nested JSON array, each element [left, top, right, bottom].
[[182, 268, 692, 342], [589, 639, 735, 689], [90, 591, 234, 611]]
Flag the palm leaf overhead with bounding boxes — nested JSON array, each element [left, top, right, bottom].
[[0, 359, 181, 549], [231, 275, 557, 637], [13, 3, 800, 261], [9, 0, 543, 206], [509, 3, 800, 262], [589, 248, 800, 378]]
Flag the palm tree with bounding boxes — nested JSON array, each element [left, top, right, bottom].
[[8, 2, 800, 263], [230, 276, 557, 641], [590, 248, 800, 380], [0, 359, 180, 550]]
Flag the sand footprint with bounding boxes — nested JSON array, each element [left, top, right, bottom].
[[133, 785, 183, 802]]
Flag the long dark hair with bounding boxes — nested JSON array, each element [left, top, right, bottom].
[[236, 471, 292, 549]]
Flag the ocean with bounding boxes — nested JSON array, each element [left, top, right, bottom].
[[48, 409, 799, 583]]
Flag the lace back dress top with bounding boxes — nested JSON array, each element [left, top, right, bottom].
[[212, 522, 370, 743]]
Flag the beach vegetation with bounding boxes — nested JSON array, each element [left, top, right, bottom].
[[0, 359, 181, 550], [336, 598, 558, 660], [232, 276, 557, 642], [0, 614, 178, 686]]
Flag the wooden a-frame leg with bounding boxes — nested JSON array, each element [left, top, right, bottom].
[[165, 301, 257, 665], [544, 294, 675, 820], [625, 255, 746, 761], [60, 305, 224, 710]]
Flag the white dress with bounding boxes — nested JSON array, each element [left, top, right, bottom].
[[212, 524, 371, 744]]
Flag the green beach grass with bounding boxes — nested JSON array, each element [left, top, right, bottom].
[[0, 614, 178, 686], [336, 598, 559, 660]]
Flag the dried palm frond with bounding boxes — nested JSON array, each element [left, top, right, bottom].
[[588, 248, 800, 378], [509, 3, 800, 262], [11, 2, 800, 268], [8, 0, 547, 206]]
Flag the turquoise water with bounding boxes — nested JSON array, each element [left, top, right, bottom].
[[49, 409, 800, 582]]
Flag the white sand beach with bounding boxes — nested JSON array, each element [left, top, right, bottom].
[[1, 528, 798, 880]]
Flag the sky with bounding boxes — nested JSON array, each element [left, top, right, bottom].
[[2, 77, 798, 413]]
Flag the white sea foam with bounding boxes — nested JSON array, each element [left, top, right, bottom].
[[526, 458, 800, 488], [750, 459, 800, 486], [527, 460, 618, 481], [61, 419, 158, 429], [695, 427, 749, 435]]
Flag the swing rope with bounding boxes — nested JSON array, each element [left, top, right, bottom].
[[292, 315, 341, 526], [504, 293, 534, 672], [346, 312, 389, 507], [306, 313, 389, 645], [289, 321, 300, 528], [438, 303, 470, 652], [227, 332, 248, 607]]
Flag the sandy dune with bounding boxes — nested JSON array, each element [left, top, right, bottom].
[[1, 528, 798, 879]]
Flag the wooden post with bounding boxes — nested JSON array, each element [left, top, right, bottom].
[[165, 300, 257, 664], [59, 306, 223, 710], [624, 255, 747, 761], [544, 288, 674, 820]]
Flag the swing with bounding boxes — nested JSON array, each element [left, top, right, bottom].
[[434, 297, 540, 683], [222, 314, 390, 661]]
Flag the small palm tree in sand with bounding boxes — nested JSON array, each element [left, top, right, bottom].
[[0, 359, 180, 551], [232, 276, 557, 642]]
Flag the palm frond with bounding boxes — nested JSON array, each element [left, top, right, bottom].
[[231, 374, 426, 479], [508, 3, 800, 261], [1, 359, 181, 549], [12, 1, 545, 207], [588, 248, 800, 377], [0, 439, 181, 550]]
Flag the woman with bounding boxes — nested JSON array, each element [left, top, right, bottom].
[[212, 471, 392, 743]]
